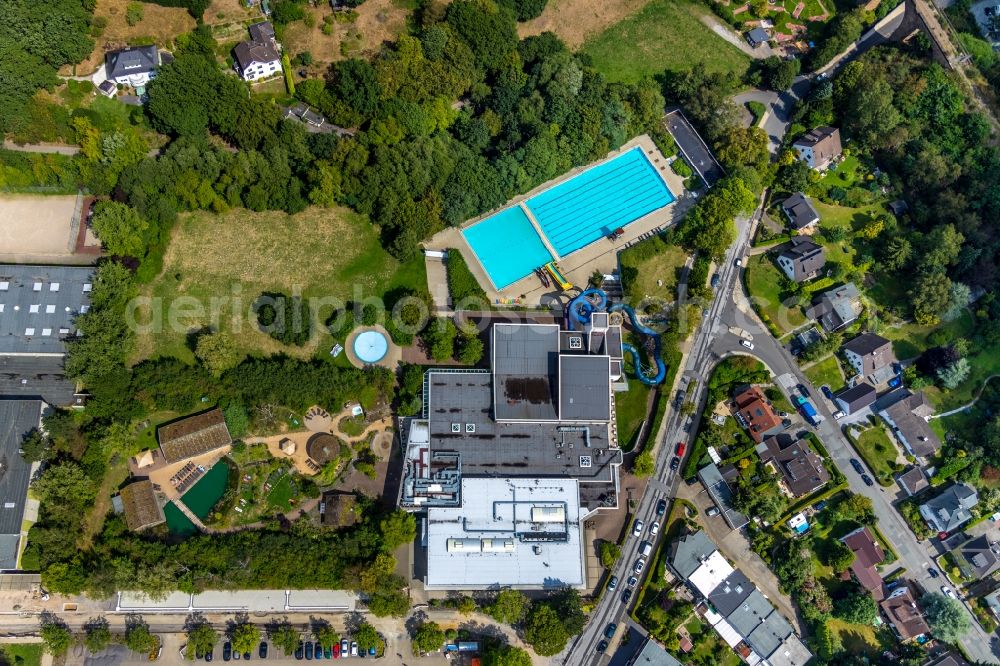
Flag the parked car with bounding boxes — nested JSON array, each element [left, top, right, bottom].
[[928, 567, 939, 578], [340, 640, 349, 657], [206, 650, 214, 662], [632, 519, 644, 537], [676, 442, 686, 456], [833, 410, 846, 420], [942, 586, 956, 599], [670, 456, 680, 471], [735, 258, 743, 267], [597, 640, 609, 653], [711, 273, 721, 288], [314, 642, 323, 659], [295, 642, 303, 660], [740, 339, 754, 350], [368, 646, 376, 657], [608, 575, 619, 591], [634, 558, 646, 574], [621, 588, 633, 604], [627, 576, 638, 588], [305, 642, 313, 660], [821, 385, 834, 400], [850, 459, 865, 474], [649, 521, 660, 536], [604, 623, 618, 640], [706, 506, 721, 517], [332, 643, 340, 659], [797, 384, 810, 398], [656, 499, 667, 516], [223, 643, 233, 662], [259, 643, 268, 659], [861, 474, 875, 487], [351, 642, 359, 657], [234, 652, 241, 661], [243, 652, 251, 661]]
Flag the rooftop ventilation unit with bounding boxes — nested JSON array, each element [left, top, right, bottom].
[[451, 423, 461, 433], [466, 423, 476, 433], [579, 455, 592, 468], [569, 336, 583, 350]]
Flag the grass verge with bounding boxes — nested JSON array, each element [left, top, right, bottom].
[[803, 355, 843, 391]]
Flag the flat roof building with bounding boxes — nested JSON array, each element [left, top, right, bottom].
[[424, 477, 585, 590], [0, 266, 94, 356], [0, 399, 43, 570]]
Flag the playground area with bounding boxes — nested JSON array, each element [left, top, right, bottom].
[[426, 135, 688, 307], [0, 193, 96, 263]]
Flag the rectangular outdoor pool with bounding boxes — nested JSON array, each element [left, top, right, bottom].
[[461, 206, 553, 290], [526, 147, 675, 256]]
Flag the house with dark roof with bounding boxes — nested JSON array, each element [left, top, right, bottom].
[[880, 584, 929, 640], [896, 466, 929, 497], [157, 409, 232, 464], [756, 435, 830, 497], [233, 21, 282, 81], [925, 653, 971, 666], [698, 464, 749, 530], [745, 26, 771, 47], [806, 283, 861, 331], [731, 386, 783, 443], [793, 126, 842, 170], [840, 526, 886, 600], [880, 390, 940, 457], [952, 535, 1000, 579], [776, 237, 826, 282], [842, 333, 897, 385], [105, 45, 161, 88], [119, 480, 165, 532], [0, 399, 44, 570], [781, 193, 820, 230], [919, 483, 978, 534], [834, 383, 877, 416], [625, 636, 683, 666]]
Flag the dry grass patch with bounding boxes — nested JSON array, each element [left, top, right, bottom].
[[134, 205, 419, 363], [72, 0, 196, 75], [517, 0, 651, 49], [282, 0, 411, 70]]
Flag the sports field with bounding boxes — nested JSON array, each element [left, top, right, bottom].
[[0, 194, 77, 257]]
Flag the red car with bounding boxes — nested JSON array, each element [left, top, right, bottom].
[[332, 643, 340, 659], [675, 442, 686, 456]]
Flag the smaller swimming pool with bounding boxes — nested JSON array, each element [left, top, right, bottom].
[[354, 330, 388, 363], [462, 206, 553, 290]]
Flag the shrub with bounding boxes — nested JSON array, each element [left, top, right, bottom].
[[445, 250, 487, 307]]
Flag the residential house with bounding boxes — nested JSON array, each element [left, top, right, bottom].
[[880, 389, 940, 457], [840, 526, 886, 600], [793, 126, 842, 170], [625, 636, 684, 666], [834, 383, 877, 416], [895, 466, 929, 497], [952, 535, 1000, 579], [879, 584, 930, 641], [888, 200, 909, 216], [919, 483, 979, 534], [925, 654, 971, 666], [233, 21, 282, 81], [745, 26, 771, 47], [781, 193, 821, 231], [698, 464, 749, 530], [157, 408, 232, 464], [731, 386, 783, 443], [776, 237, 826, 282], [842, 333, 897, 385], [806, 282, 862, 331], [105, 45, 161, 88], [755, 434, 830, 497], [118, 479, 165, 532]]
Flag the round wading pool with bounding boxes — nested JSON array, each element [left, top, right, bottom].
[[353, 330, 388, 364]]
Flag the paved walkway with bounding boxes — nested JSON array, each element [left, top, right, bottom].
[[932, 374, 1000, 418], [700, 14, 774, 58]]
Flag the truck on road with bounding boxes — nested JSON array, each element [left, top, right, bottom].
[[795, 395, 823, 426]]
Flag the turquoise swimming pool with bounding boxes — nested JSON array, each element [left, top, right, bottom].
[[461, 206, 553, 290], [526, 147, 675, 256]]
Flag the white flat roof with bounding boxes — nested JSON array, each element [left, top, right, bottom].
[[688, 550, 734, 598], [425, 477, 585, 590], [116, 589, 356, 612]]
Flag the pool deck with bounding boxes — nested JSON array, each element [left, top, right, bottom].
[[425, 135, 689, 308]]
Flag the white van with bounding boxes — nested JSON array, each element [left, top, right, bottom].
[[639, 541, 653, 558]]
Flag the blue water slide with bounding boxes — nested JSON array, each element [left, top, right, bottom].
[[567, 289, 666, 385]]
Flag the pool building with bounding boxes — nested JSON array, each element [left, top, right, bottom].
[[399, 318, 626, 589], [449, 136, 681, 294]]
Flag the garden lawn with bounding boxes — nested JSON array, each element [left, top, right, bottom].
[[0, 643, 42, 666], [581, 0, 750, 82], [803, 355, 843, 391], [813, 201, 881, 233], [881, 309, 975, 361], [620, 241, 689, 307], [818, 155, 861, 189], [827, 618, 885, 657], [267, 474, 298, 511], [134, 206, 425, 363], [616, 382, 652, 451], [853, 425, 900, 486], [746, 254, 806, 334]]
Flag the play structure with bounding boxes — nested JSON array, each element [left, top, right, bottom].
[[568, 288, 666, 386], [545, 262, 573, 291]]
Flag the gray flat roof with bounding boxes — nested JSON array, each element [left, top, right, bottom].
[[0, 266, 94, 355], [725, 589, 775, 637], [0, 355, 77, 405], [629, 638, 683, 666], [559, 355, 611, 421], [708, 570, 754, 617], [0, 399, 42, 568], [426, 372, 619, 482], [698, 464, 748, 529], [671, 530, 718, 579], [492, 324, 560, 421], [746, 605, 794, 659]]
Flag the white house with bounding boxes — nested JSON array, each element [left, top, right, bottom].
[[105, 45, 161, 88], [233, 21, 282, 81]]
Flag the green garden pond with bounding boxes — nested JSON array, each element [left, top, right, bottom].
[[164, 461, 232, 536]]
